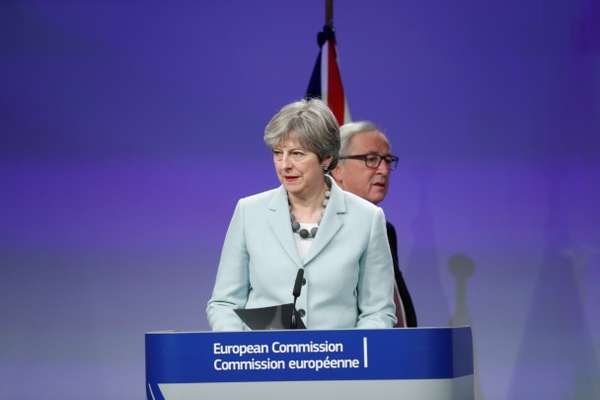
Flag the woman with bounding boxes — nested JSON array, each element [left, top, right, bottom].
[[206, 99, 396, 330]]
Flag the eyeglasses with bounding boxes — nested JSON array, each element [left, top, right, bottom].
[[339, 153, 399, 170]]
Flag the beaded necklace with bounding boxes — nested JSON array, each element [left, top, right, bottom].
[[289, 182, 331, 239]]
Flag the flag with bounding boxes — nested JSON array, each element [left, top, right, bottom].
[[306, 25, 351, 125]]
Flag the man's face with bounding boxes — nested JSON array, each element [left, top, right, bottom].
[[332, 131, 392, 204]]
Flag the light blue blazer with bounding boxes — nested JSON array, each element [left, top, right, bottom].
[[206, 177, 396, 330]]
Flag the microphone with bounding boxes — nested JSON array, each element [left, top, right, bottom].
[[290, 268, 304, 329], [293, 268, 304, 298]]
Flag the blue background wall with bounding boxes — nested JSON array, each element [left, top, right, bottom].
[[1, 1, 599, 399]]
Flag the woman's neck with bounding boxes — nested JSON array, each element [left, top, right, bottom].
[[288, 182, 328, 223]]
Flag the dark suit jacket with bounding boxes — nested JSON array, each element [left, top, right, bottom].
[[386, 221, 417, 327]]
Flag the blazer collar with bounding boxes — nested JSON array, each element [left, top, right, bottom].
[[267, 185, 303, 268], [266, 176, 347, 268], [303, 176, 346, 266]]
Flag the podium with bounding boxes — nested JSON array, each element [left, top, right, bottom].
[[146, 327, 473, 400]]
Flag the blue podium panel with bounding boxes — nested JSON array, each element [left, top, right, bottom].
[[146, 327, 473, 400]]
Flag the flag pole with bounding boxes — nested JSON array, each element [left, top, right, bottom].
[[307, 0, 351, 124], [325, 0, 333, 29]]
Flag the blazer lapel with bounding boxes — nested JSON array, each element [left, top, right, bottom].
[[267, 186, 303, 268], [303, 178, 346, 266]]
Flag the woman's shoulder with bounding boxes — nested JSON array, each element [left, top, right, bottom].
[[330, 179, 382, 216], [341, 189, 379, 211], [237, 186, 283, 209]]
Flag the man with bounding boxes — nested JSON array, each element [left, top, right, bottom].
[[332, 121, 417, 327]]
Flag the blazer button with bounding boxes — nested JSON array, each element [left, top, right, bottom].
[[298, 309, 306, 317], [302, 278, 306, 286]]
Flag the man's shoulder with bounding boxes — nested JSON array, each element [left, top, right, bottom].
[[385, 220, 397, 241]]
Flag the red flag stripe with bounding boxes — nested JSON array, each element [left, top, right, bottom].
[[327, 38, 345, 125]]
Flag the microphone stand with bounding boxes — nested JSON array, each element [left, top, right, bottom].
[[290, 268, 304, 329]]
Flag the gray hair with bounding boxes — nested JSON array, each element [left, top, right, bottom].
[[339, 121, 388, 156], [264, 98, 340, 171]]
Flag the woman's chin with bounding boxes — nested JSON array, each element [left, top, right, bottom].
[[284, 185, 302, 194], [282, 179, 302, 191]]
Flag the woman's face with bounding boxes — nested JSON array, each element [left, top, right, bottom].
[[272, 134, 327, 198]]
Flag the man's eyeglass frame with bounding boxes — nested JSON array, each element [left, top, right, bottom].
[[339, 153, 399, 170]]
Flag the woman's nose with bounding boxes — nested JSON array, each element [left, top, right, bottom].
[[280, 153, 292, 168]]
